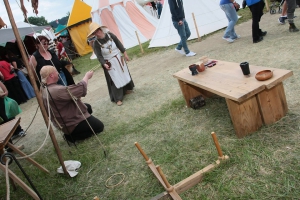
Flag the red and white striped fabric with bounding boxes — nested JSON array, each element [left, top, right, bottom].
[[91, 0, 158, 49]]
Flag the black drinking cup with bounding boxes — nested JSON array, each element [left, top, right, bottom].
[[240, 62, 250, 75]]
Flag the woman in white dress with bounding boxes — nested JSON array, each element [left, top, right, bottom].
[[87, 23, 134, 106]]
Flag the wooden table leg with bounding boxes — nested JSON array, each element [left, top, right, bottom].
[[226, 96, 263, 138], [256, 82, 288, 125], [0, 164, 40, 200], [177, 80, 214, 107]]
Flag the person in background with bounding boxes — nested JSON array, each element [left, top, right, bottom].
[[157, 0, 163, 19], [54, 38, 67, 60], [168, 0, 196, 57], [40, 65, 104, 143], [243, 0, 267, 43], [0, 81, 26, 140], [0, 60, 27, 104], [5, 52, 35, 99], [87, 22, 134, 106], [30, 35, 75, 87], [220, 0, 240, 43], [285, 0, 299, 32]]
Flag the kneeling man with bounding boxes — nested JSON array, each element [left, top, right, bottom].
[[40, 65, 104, 143]]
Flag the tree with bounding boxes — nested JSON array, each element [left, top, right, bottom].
[[27, 16, 49, 26]]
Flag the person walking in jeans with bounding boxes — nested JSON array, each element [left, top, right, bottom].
[[220, 0, 240, 43], [168, 0, 196, 57]]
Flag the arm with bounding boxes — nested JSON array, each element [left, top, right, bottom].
[[11, 61, 18, 70], [0, 81, 8, 98]]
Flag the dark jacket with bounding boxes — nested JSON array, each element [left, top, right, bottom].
[[168, 0, 185, 22]]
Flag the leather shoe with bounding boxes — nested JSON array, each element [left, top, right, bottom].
[[260, 31, 267, 36], [253, 36, 263, 44]]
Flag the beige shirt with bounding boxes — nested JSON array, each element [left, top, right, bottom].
[[41, 80, 90, 134]]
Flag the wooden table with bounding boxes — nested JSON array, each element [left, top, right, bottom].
[[173, 60, 293, 138], [0, 118, 48, 200]]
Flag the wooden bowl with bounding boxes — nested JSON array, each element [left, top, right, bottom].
[[255, 70, 273, 81]]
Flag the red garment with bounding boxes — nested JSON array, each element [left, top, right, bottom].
[[0, 61, 15, 81], [56, 42, 67, 60]]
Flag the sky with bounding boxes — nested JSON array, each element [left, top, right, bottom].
[[0, 0, 96, 27]]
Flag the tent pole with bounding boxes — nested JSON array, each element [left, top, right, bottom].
[[3, 0, 69, 176], [192, 13, 201, 42], [135, 31, 144, 54]]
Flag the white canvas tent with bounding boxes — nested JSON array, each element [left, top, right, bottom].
[[90, 0, 158, 49], [149, 0, 243, 48]]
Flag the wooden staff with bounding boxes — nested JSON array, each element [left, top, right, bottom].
[[156, 165, 182, 200], [135, 31, 144, 54], [211, 132, 223, 158], [135, 142, 166, 188], [192, 13, 201, 42], [3, 0, 69, 176]]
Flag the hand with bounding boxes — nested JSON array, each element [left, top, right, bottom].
[[178, 20, 183, 25], [0, 91, 8, 98], [104, 63, 111, 70], [124, 54, 130, 62], [84, 71, 94, 79]]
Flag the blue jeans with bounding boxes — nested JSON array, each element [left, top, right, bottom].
[[172, 19, 191, 54], [57, 71, 67, 86], [220, 3, 238, 39]]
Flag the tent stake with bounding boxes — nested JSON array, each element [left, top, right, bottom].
[[135, 31, 144, 54], [3, 0, 69, 176], [192, 13, 201, 42]]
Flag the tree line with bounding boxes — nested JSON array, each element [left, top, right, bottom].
[[26, 12, 70, 28]]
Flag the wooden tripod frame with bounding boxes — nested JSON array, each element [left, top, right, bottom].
[[135, 132, 229, 200]]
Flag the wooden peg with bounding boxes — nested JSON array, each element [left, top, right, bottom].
[[192, 12, 201, 42], [211, 132, 223, 157], [93, 196, 100, 200], [135, 142, 149, 161]]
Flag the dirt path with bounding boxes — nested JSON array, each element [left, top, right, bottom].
[[16, 9, 300, 151]]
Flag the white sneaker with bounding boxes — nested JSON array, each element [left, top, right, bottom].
[[175, 48, 185, 55], [222, 37, 235, 43], [186, 51, 196, 57]]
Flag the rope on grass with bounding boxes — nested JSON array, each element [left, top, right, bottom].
[[105, 173, 125, 188]]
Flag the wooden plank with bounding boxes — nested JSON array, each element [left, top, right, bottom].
[[0, 118, 20, 150], [0, 164, 40, 200], [152, 156, 229, 200], [226, 97, 263, 138], [257, 83, 288, 125]]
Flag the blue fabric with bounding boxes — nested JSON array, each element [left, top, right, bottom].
[[57, 71, 67, 86], [246, 0, 260, 6], [220, 0, 232, 5], [16, 71, 35, 99], [172, 19, 191, 54], [220, 3, 238, 39]]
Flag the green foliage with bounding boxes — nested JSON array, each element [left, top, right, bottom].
[[27, 16, 49, 26]]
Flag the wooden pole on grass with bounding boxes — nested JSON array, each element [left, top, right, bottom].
[[135, 31, 144, 54], [3, 0, 69, 176], [211, 132, 224, 159], [192, 13, 201, 42]]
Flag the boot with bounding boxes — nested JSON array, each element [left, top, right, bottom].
[[72, 65, 81, 75], [289, 23, 299, 32]]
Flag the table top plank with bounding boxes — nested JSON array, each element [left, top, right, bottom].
[[173, 60, 293, 102]]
